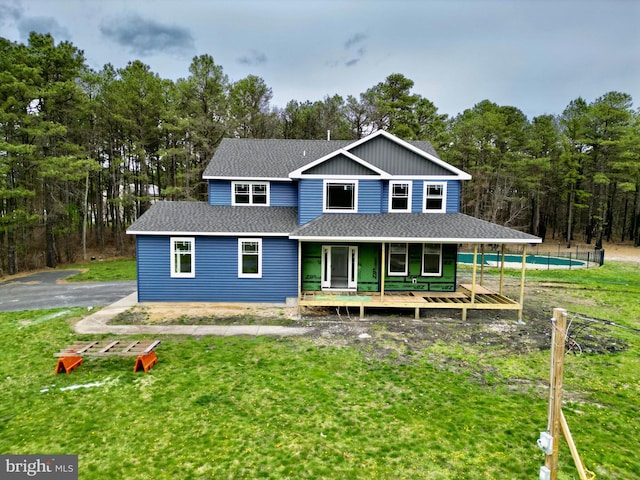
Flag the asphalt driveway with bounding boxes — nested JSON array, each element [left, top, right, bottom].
[[0, 270, 136, 312]]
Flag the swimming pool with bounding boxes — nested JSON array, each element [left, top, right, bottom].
[[457, 253, 586, 268]]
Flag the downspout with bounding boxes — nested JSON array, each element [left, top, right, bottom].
[[518, 244, 527, 323]]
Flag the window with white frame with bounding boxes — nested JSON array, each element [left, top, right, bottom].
[[238, 238, 262, 278], [423, 182, 446, 212], [389, 181, 411, 212], [324, 181, 357, 212], [422, 243, 442, 276], [388, 243, 409, 276], [232, 182, 269, 205], [170, 237, 195, 278]]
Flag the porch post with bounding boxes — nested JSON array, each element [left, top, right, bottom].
[[518, 244, 527, 323], [380, 242, 386, 300], [470, 244, 478, 304], [480, 244, 485, 286], [499, 244, 506, 295], [297, 241, 302, 318]]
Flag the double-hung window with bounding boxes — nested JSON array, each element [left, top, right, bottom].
[[232, 182, 269, 205], [389, 181, 411, 212], [423, 182, 446, 212], [324, 181, 357, 212], [422, 243, 442, 276], [238, 239, 262, 278], [388, 243, 408, 276], [170, 237, 195, 278]]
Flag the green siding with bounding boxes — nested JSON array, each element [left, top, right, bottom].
[[301, 242, 457, 292], [384, 244, 457, 292]]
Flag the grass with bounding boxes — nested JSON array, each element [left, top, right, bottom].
[[63, 258, 137, 282], [0, 262, 638, 479]]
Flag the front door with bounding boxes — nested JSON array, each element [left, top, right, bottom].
[[321, 246, 358, 290]]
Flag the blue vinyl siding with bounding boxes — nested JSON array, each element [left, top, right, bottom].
[[270, 182, 297, 206], [382, 182, 390, 213], [446, 180, 460, 213], [358, 180, 383, 213], [413, 180, 460, 213], [298, 179, 323, 225], [208, 180, 296, 206], [208, 180, 231, 206], [136, 236, 298, 302]]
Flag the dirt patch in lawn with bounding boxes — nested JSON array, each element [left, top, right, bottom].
[[110, 279, 627, 358]]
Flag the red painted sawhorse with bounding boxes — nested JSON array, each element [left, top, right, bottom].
[[54, 340, 161, 374]]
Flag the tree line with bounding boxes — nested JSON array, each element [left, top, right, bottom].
[[1, 33, 638, 275]]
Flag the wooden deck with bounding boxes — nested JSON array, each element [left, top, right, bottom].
[[299, 285, 521, 320]]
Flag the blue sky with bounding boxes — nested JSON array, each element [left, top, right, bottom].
[[1, 0, 638, 119]]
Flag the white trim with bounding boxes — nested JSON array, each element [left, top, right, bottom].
[[204, 176, 292, 182], [421, 243, 443, 276], [423, 181, 447, 213], [323, 179, 358, 213], [238, 238, 262, 278], [321, 245, 358, 290], [289, 149, 391, 179], [290, 235, 542, 244], [231, 181, 270, 206], [343, 130, 472, 180], [388, 181, 412, 212], [170, 237, 195, 278], [387, 242, 409, 276], [128, 231, 288, 237]]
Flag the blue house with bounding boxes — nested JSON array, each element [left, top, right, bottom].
[[127, 130, 541, 320]]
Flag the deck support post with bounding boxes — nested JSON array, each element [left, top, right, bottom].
[[480, 244, 485, 286], [380, 242, 386, 301], [470, 244, 478, 305], [518, 244, 527, 323], [297, 241, 302, 319]]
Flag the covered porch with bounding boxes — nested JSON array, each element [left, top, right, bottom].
[[299, 244, 529, 321]]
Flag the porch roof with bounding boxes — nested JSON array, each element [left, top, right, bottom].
[[289, 213, 542, 244], [126, 201, 298, 236]]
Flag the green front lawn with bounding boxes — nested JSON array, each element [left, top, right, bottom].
[[64, 258, 137, 282], [1, 262, 638, 479]]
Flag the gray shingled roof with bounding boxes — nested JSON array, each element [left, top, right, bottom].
[[127, 201, 297, 235], [204, 139, 352, 179], [203, 137, 442, 179], [290, 213, 542, 243], [127, 203, 541, 244]]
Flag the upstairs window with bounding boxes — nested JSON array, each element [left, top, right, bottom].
[[170, 237, 195, 278], [388, 243, 408, 276], [233, 182, 269, 205], [389, 181, 411, 212], [324, 181, 357, 212], [422, 243, 442, 276], [238, 239, 262, 278], [423, 182, 446, 212]]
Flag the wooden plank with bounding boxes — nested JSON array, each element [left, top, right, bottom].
[[76, 341, 99, 354], [99, 341, 121, 353], [413, 291, 467, 299], [143, 340, 161, 354], [121, 341, 141, 353], [460, 284, 495, 295]]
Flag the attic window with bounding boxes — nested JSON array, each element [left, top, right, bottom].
[[232, 182, 269, 206], [324, 181, 357, 212]]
